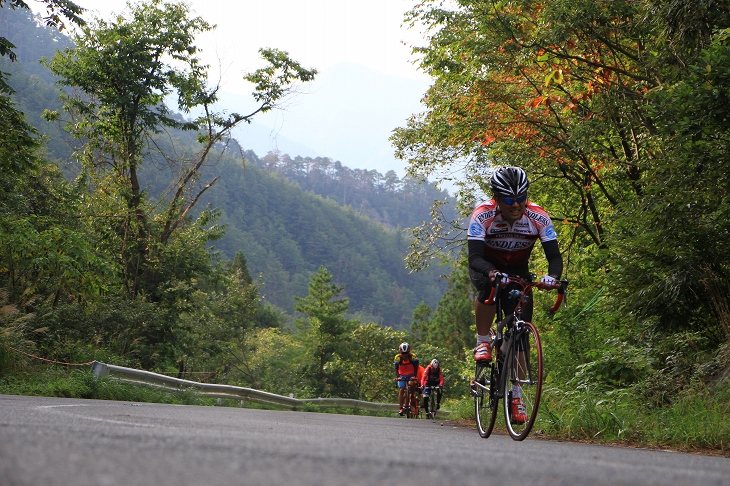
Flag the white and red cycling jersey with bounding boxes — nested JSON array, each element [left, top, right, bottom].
[[467, 199, 558, 270]]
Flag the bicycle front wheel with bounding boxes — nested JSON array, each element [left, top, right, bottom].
[[474, 363, 498, 438], [429, 390, 437, 420], [503, 321, 543, 440]]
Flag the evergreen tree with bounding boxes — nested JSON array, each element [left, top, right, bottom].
[[416, 256, 474, 361], [294, 266, 352, 396]]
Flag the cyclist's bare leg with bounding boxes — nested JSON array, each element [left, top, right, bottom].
[[474, 299, 497, 337], [398, 387, 406, 408]]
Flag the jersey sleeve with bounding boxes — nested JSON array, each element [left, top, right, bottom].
[[467, 203, 494, 242]]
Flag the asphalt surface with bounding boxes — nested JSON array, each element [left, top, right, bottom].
[[0, 394, 728, 485]]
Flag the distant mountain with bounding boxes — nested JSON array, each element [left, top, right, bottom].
[[219, 62, 431, 177], [230, 119, 319, 162]]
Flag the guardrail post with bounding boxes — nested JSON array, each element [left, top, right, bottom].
[[90, 361, 109, 378]]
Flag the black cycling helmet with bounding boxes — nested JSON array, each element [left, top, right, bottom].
[[490, 166, 529, 197]]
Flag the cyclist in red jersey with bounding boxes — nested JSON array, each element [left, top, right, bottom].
[[421, 359, 444, 416], [394, 342, 419, 415], [467, 166, 563, 423]]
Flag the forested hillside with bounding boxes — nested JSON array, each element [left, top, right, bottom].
[[0, 6, 74, 162], [250, 150, 456, 230], [195, 150, 449, 326], [0, 5, 450, 327]]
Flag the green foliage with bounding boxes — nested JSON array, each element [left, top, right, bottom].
[[412, 253, 474, 360], [222, 327, 306, 395], [0, 367, 209, 405], [571, 338, 655, 389], [335, 323, 407, 403], [244, 47, 317, 113], [294, 266, 354, 396], [0, 80, 39, 173]]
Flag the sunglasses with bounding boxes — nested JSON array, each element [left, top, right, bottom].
[[501, 194, 527, 205]]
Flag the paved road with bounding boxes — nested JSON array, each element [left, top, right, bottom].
[[0, 394, 727, 485]]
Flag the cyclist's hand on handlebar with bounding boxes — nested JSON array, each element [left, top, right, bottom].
[[487, 270, 509, 286], [539, 275, 558, 287]]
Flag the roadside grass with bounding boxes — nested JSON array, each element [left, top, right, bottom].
[[642, 384, 730, 452], [443, 384, 730, 455], [0, 367, 208, 405]]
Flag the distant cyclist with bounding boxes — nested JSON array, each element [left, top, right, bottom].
[[421, 358, 444, 416], [394, 342, 419, 416], [467, 166, 563, 423]]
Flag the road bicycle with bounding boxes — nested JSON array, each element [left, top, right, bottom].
[[471, 274, 568, 440], [399, 375, 421, 418], [423, 385, 441, 419]]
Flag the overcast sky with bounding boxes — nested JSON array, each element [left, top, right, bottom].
[[35, 0, 433, 176]]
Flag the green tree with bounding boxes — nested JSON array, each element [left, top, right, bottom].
[[419, 257, 474, 361], [231, 251, 253, 286], [294, 266, 353, 396], [610, 26, 730, 338], [44, 0, 316, 301], [409, 301, 432, 342], [334, 322, 407, 402]]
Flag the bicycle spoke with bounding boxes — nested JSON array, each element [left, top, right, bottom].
[[474, 363, 499, 438]]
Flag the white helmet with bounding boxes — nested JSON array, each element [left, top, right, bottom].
[[431, 359, 439, 369], [399, 342, 410, 353]]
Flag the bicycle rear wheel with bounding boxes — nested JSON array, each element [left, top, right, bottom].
[[406, 383, 419, 418], [503, 321, 543, 440], [473, 363, 498, 438], [410, 390, 420, 418]]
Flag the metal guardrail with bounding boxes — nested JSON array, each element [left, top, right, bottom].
[[91, 361, 451, 416]]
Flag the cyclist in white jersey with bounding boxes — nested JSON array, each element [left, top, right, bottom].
[[467, 166, 563, 422]]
